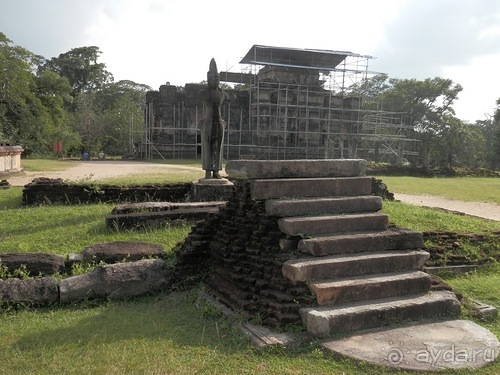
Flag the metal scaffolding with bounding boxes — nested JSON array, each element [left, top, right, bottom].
[[141, 45, 419, 163]]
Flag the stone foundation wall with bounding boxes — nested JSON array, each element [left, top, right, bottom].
[[22, 178, 191, 205], [173, 181, 315, 328]]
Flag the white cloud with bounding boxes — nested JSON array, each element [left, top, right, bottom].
[[443, 53, 500, 121], [1, 0, 499, 121]]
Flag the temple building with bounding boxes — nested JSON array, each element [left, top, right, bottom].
[[141, 45, 418, 164]]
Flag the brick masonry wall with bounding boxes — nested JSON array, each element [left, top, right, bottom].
[[172, 180, 315, 328], [22, 178, 191, 205]]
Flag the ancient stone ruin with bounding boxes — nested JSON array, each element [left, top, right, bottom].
[[173, 158, 498, 371], [2, 158, 498, 371], [142, 45, 418, 164], [176, 159, 462, 330]]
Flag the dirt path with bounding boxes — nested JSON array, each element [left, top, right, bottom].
[[6, 160, 204, 186], [394, 193, 500, 222]]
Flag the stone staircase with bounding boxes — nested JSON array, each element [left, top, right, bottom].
[[225, 159, 461, 338]]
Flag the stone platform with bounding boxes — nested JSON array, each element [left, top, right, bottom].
[[321, 319, 499, 371], [191, 178, 235, 201]]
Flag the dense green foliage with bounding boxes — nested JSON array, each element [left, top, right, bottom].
[[352, 74, 500, 169], [0, 33, 149, 157], [2, 32, 499, 169]]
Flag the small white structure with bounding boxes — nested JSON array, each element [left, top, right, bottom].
[[0, 145, 23, 173]]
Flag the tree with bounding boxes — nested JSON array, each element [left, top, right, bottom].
[[490, 98, 500, 169], [0, 33, 49, 151], [43, 46, 114, 96], [71, 91, 99, 154], [35, 69, 81, 151], [94, 80, 151, 155], [354, 75, 463, 166], [70, 80, 151, 156]]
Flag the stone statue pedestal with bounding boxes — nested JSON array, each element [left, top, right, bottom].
[[191, 178, 235, 202]]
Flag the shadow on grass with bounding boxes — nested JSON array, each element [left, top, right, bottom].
[[3, 212, 105, 238], [0, 187, 23, 210], [12, 292, 248, 354]]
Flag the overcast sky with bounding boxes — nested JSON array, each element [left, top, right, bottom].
[[1, 0, 499, 122]]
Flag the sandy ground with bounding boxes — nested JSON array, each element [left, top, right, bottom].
[[5, 160, 204, 186], [394, 193, 500, 222], [3, 161, 499, 221]]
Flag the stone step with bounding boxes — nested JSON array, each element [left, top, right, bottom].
[[300, 290, 461, 337], [278, 213, 389, 236], [308, 271, 432, 305], [225, 159, 367, 179], [265, 196, 382, 217], [250, 177, 372, 200], [298, 228, 424, 256], [282, 250, 429, 282]]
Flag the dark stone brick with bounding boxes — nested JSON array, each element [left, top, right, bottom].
[[82, 241, 165, 263], [0, 253, 65, 276]]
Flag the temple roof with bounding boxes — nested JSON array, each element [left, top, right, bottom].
[[239, 45, 366, 71]]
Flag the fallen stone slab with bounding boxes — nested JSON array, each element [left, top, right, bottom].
[[0, 277, 59, 305], [203, 292, 298, 348], [225, 159, 367, 179], [469, 299, 498, 321], [81, 241, 165, 263], [111, 201, 226, 215], [106, 206, 221, 229], [59, 258, 169, 303], [0, 253, 65, 276], [321, 319, 499, 371]]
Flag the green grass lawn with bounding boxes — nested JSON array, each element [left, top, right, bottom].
[[20, 158, 76, 172], [0, 169, 499, 374], [377, 176, 500, 204]]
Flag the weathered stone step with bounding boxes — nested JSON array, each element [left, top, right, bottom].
[[265, 196, 382, 217], [106, 206, 221, 229], [250, 177, 372, 200], [299, 228, 424, 256], [278, 213, 388, 236], [226, 159, 367, 179], [282, 250, 429, 282], [308, 271, 431, 305], [112, 201, 226, 215], [300, 290, 461, 337]]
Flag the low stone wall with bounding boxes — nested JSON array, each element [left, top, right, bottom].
[[22, 178, 192, 205], [0, 145, 23, 173], [0, 259, 169, 306], [0, 242, 170, 306]]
